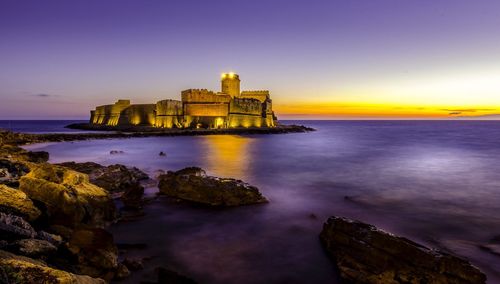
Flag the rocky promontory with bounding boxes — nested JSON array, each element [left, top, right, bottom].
[[320, 216, 487, 284], [158, 167, 268, 206]]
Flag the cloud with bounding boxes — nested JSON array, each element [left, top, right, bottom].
[[441, 108, 496, 113], [29, 93, 60, 98], [449, 112, 461, 115]]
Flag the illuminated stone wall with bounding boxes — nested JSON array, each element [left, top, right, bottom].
[[181, 89, 231, 103], [155, 99, 183, 128], [119, 104, 156, 126], [90, 100, 131, 126], [221, 73, 240, 97], [239, 90, 270, 102]]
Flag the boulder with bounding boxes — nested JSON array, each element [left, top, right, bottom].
[[66, 227, 118, 281], [19, 163, 117, 228], [37, 230, 64, 247], [319, 216, 487, 284], [0, 159, 30, 187], [0, 249, 105, 284], [0, 212, 36, 241], [0, 184, 41, 221], [158, 167, 267, 206], [59, 162, 149, 193], [14, 238, 57, 258], [25, 151, 50, 163]]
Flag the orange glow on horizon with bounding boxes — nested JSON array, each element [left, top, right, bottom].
[[273, 101, 500, 119]]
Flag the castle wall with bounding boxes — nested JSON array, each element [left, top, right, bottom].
[[239, 90, 270, 103], [155, 99, 183, 128], [229, 98, 262, 116], [119, 104, 156, 126], [181, 89, 231, 103], [91, 100, 131, 126]]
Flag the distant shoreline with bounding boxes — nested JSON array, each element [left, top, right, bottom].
[[0, 123, 315, 145]]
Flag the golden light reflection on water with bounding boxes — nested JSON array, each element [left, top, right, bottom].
[[201, 135, 254, 179]]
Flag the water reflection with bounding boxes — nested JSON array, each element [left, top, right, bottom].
[[201, 135, 254, 179]]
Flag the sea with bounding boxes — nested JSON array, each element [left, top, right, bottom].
[[10, 120, 500, 283]]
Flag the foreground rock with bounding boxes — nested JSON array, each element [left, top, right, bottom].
[[319, 216, 486, 284], [59, 162, 148, 209], [0, 184, 41, 221], [158, 167, 267, 206], [0, 250, 105, 284], [19, 163, 117, 228]]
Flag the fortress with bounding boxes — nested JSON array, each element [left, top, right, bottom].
[[89, 73, 277, 129]]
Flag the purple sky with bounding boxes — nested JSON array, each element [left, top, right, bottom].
[[1, 0, 499, 119]]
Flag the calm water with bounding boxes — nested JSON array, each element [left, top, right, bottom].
[[25, 121, 500, 283], [0, 120, 87, 133]]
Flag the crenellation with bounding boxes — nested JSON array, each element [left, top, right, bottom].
[[89, 73, 277, 129]]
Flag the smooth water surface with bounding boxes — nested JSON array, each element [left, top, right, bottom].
[[26, 121, 500, 283]]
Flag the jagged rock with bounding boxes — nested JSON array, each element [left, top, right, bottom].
[[37, 231, 64, 247], [0, 159, 30, 187], [0, 249, 105, 284], [14, 238, 57, 258], [319, 216, 487, 284], [121, 183, 145, 209], [25, 151, 50, 163], [19, 163, 117, 228], [158, 167, 268, 206], [59, 162, 149, 193], [0, 184, 41, 221], [0, 212, 36, 241], [115, 263, 130, 279], [66, 227, 118, 281], [122, 257, 144, 271]]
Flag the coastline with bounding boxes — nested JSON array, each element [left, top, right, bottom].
[[1, 123, 315, 145]]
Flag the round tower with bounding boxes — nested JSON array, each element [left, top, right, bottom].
[[221, 72, 240, 97]]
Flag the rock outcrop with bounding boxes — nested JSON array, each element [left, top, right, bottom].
[[158, 167, 267, 206], [0, 184, 41, 221], [19, 163, 116, 228], [0, 159, 30, 187], [319, 216, 487, 284], [59, 162, 148, 209], [0, 250, 105, 284]]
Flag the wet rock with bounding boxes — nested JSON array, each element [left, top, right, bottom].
[[0, 249, 105, 284], [19, 163, 117, 228], [121, 182, 145, 209], [57, 161, 103, 175], [115, 263, 130, 279], [59, 162, 149, 193], [0, 212, 36, 241], [110, 150, 124, 155], [319, 216, 487, 284], [158, 167, 268, 206], [0, 184, 41, 221], [479, 243, 500, 257], [122, 257, 144, 271], [14, 238, 57, 258], [159, 151, 166, 157], [36, 231, 64, 247], [66, 227, 118, 281], [0, 159, 30, 187], [25, 151, 50, 163]]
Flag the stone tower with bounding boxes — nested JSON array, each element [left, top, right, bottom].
[[221, 72, 240, 97]]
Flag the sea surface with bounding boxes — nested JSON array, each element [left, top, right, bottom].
[[0, 120, 88, 133], [24, 120, 500, 283]]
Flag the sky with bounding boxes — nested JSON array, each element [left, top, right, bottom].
[[1, 0, 499, 119]]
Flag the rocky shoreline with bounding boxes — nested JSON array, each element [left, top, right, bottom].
[[0, 128, 489, 283]]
